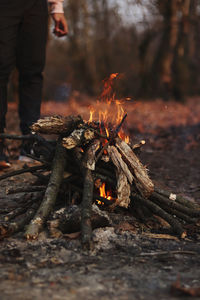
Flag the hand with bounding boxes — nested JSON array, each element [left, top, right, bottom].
[[51, 13, 68, 37]]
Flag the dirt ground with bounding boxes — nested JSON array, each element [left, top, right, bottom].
[[0, 98, 200, 300]]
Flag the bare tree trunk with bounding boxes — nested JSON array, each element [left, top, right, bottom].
[[173, 0, 191, 101], [160, 0, 179, 94], [81, 0, 99, 93]]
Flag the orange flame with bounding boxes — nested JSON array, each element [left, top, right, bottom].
[[118, 131, 130, 144], [100, 182, 106, 198], [96, 182, 112, 205], [88, 73, 130, 143], [99, 182, 112, 200], [89, 107, 95, 123]]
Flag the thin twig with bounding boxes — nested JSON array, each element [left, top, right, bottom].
[[0, 133, 55, 144], [6, 186, 46, 195], [139, 250, 197, 257], [0, 164, 49, 181], [0, 133, 35, 140]]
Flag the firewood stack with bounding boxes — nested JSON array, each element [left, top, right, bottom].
[[26, 114, 155, 247], [1, 113, 199, 249]]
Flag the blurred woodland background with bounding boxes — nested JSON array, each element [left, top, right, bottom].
[[8, 0, 200, 102]]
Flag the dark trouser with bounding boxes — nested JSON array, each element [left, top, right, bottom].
[[0, 0, 48, 134]]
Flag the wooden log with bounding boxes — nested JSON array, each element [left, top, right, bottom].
[[153, 202, 197, 224], [154, 187, 198, 209], [31, 115, 83, 134], [62, 128, 94, 150], [82, 140, 100, 170], [132, 193, 186, 238], [25, 140, 67, 240], [108, 145, 133, 184], [115, 137, 154, 197], [107, 145, 132, 208], [80, 140, 100, 249], [150, 192, 200, 218]]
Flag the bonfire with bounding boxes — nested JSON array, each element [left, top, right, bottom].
[[0, 74, 199, 249]]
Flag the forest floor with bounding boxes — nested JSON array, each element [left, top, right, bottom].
[[0, 97, 200, 300]]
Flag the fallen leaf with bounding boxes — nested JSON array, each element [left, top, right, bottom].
[[171, 276, 200, 297]]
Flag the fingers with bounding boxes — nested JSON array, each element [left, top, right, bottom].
[[53, 16, 68, 37]]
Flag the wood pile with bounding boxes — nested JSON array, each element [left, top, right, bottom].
[[0, 114, 200, 249]]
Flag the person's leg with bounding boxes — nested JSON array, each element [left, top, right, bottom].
[[0, 1, 23, 166], [0, 3, 22, 133], [17, 0, 48, 135]]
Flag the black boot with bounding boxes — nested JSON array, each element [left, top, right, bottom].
[[18, 138, 35, 162]]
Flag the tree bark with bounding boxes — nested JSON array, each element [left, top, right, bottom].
[[25, 140, 67, 240]]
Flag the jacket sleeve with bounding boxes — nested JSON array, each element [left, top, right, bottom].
[[48, 0, 64, 14]]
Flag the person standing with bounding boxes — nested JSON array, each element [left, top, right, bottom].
[[0, 0, 68, 168]]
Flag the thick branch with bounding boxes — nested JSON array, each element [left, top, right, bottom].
[[108, 145, 131, 208], [155, 187, 197, 209], [31, 115, 83, 134], [25, 140, 67, 240], [151, 192, 200, 218], [80, 140, 100, 249], [115, 137, 154, 197]]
